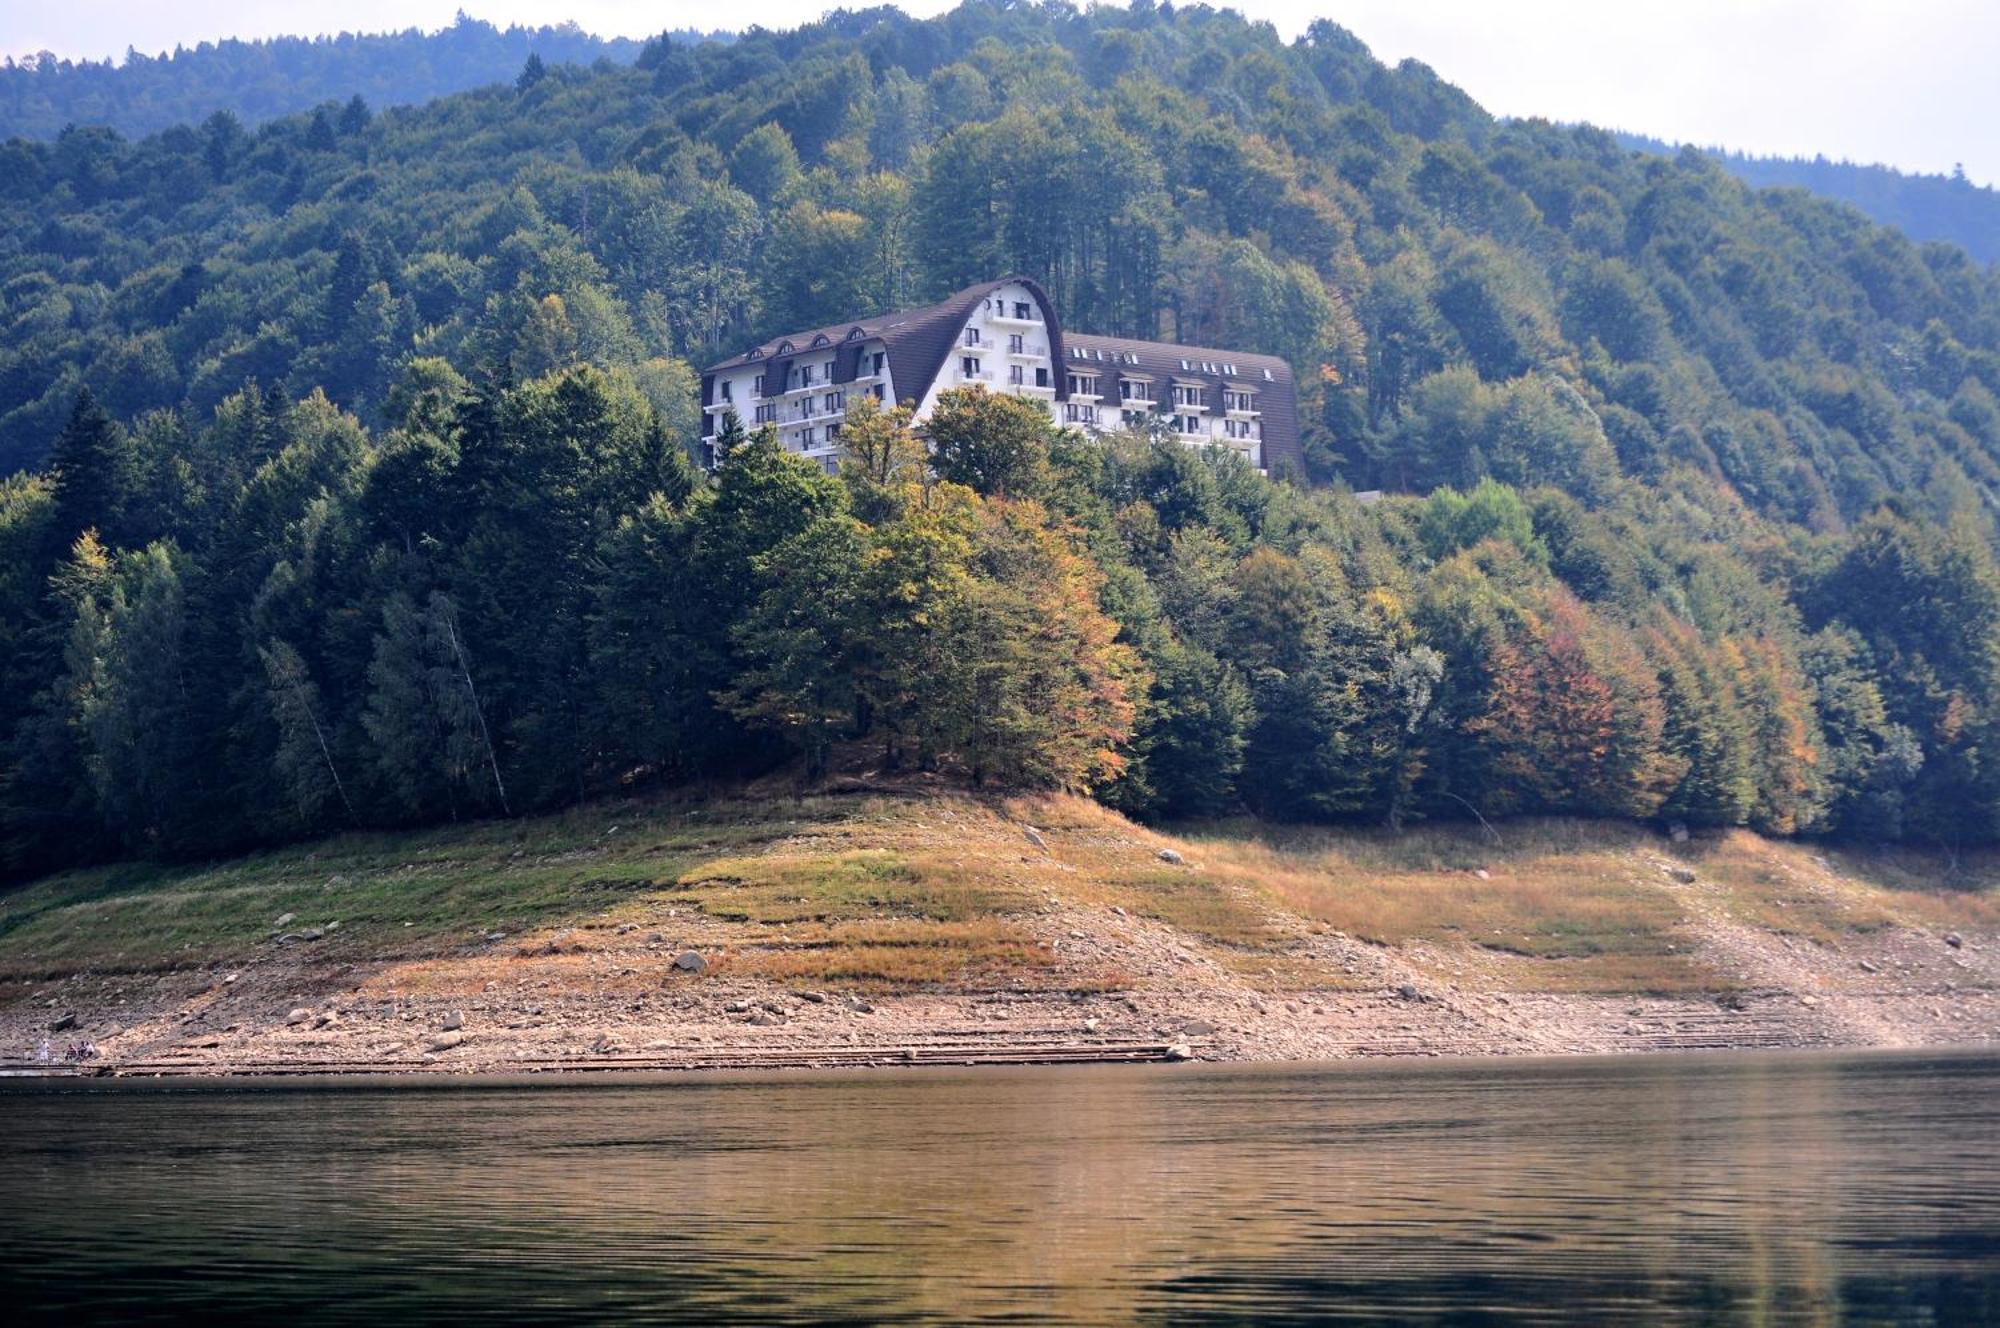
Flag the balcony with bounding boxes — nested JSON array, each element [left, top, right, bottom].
[[990, 310, 1040, 328]]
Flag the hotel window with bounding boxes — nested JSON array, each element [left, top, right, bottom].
[[1121, 381, 1150, 402], [719, 380, 732, 402], [801, 364, 816, 387], [1065, 403, 1097, 424], [824, 391, 843, 413], [871, 384, 886, 400], [1035, 367, 1050, 387], [962, 356, 981, 377], [754, 404, 776, 424], [1009, 333, 1024, 354], [1014, 301, 1030, 319], [752, 375, 765, 396], [1009, 364, 1024, 385], [827, 423, 842, 442], [963, 327, 981, 347], [1175, 385, 1203, 408], [871, 351, 886, 376], [801, 427, 817, 447], [1067, 374, 1098, 397], [1180, 415, 1202, 434]]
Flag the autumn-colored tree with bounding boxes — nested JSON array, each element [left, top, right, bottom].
[[952, 498, 1143, 791], [1476, 588, 1681, 818]]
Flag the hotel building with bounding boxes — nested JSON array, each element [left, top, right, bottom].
[[699, 276, 1301, 473]]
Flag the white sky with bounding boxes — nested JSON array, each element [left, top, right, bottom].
[[8, 2, 1997, 186]]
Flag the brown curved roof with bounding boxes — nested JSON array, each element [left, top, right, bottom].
[[1062, 333, 1301, 475], [704, 276, 1068, 410]]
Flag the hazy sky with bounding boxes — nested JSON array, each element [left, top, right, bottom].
[[9, 1, 1997, 185]]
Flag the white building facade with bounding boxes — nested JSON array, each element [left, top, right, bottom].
[[700, 277, 1300, 474]]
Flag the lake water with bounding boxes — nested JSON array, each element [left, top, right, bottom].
[[3, 1050, 1997, 1324]]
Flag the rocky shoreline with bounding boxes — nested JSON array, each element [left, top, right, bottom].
[[6, 912, 1994, 1079]]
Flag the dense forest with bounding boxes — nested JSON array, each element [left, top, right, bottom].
[[0, 15, 722, 141], [1616, 132, 2000, 267], [4, 0, 2000, 881]]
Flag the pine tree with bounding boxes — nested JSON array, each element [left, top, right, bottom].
[[721, 515, 868, 780], [45, 388, 136, 559], [260, 639, 355, 826], [337, 94, 372, 136]]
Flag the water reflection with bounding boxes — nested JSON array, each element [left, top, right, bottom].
[[3, 1051, 1997, 1323]]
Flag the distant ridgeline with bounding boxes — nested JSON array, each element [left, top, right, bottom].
[[0, 16, 729, 141], [1614, 132, 2000, 267]]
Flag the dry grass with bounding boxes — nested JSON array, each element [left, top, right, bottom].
[[1180, 824, 1705, 993], [5, 787, 1999, 1000]]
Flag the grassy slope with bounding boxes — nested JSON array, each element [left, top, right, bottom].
[[4, 784, 1997, 1006]]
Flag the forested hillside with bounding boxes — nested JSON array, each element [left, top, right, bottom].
[[4, 0, 2000, 881], [1616, 132, 2000, 267], [0, 15, 719, 141]]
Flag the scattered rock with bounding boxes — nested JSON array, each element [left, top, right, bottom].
[[285, 1007, 313, 1026], [1473, 869, 1490, 881], [1945, 932, 1964, 949], [273, 913, 296, 928], [298, 927, 323, 942], [1180, 1019, 1218, 1036], [589, 1033, 618, 1054], [725, 1000, 752, 1014], [1164, 1043, 1193, 1062], [672, 951, 708, 974], [426, 1030, 465, 1051], [1082, 1017, 1100, 1034], [1157, 848, 1185, 865], [1668, 867, 1698, 884], [1859, 959, 1880, 974], [1668, 821, 1690, 844], [49, 1011, 77, 1032], [747, 1010, 782, 1027], [1023, 826, 1049, 853], [1799, 994, 1819, 1008], [223, 973, 239, 985], [313, 1011, 339, 1030], [1395, 984, 1422, 1002], [843, 995, 875, 1014], [797, 991, 827, 1004], [440, 1011, 464, 1031]]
